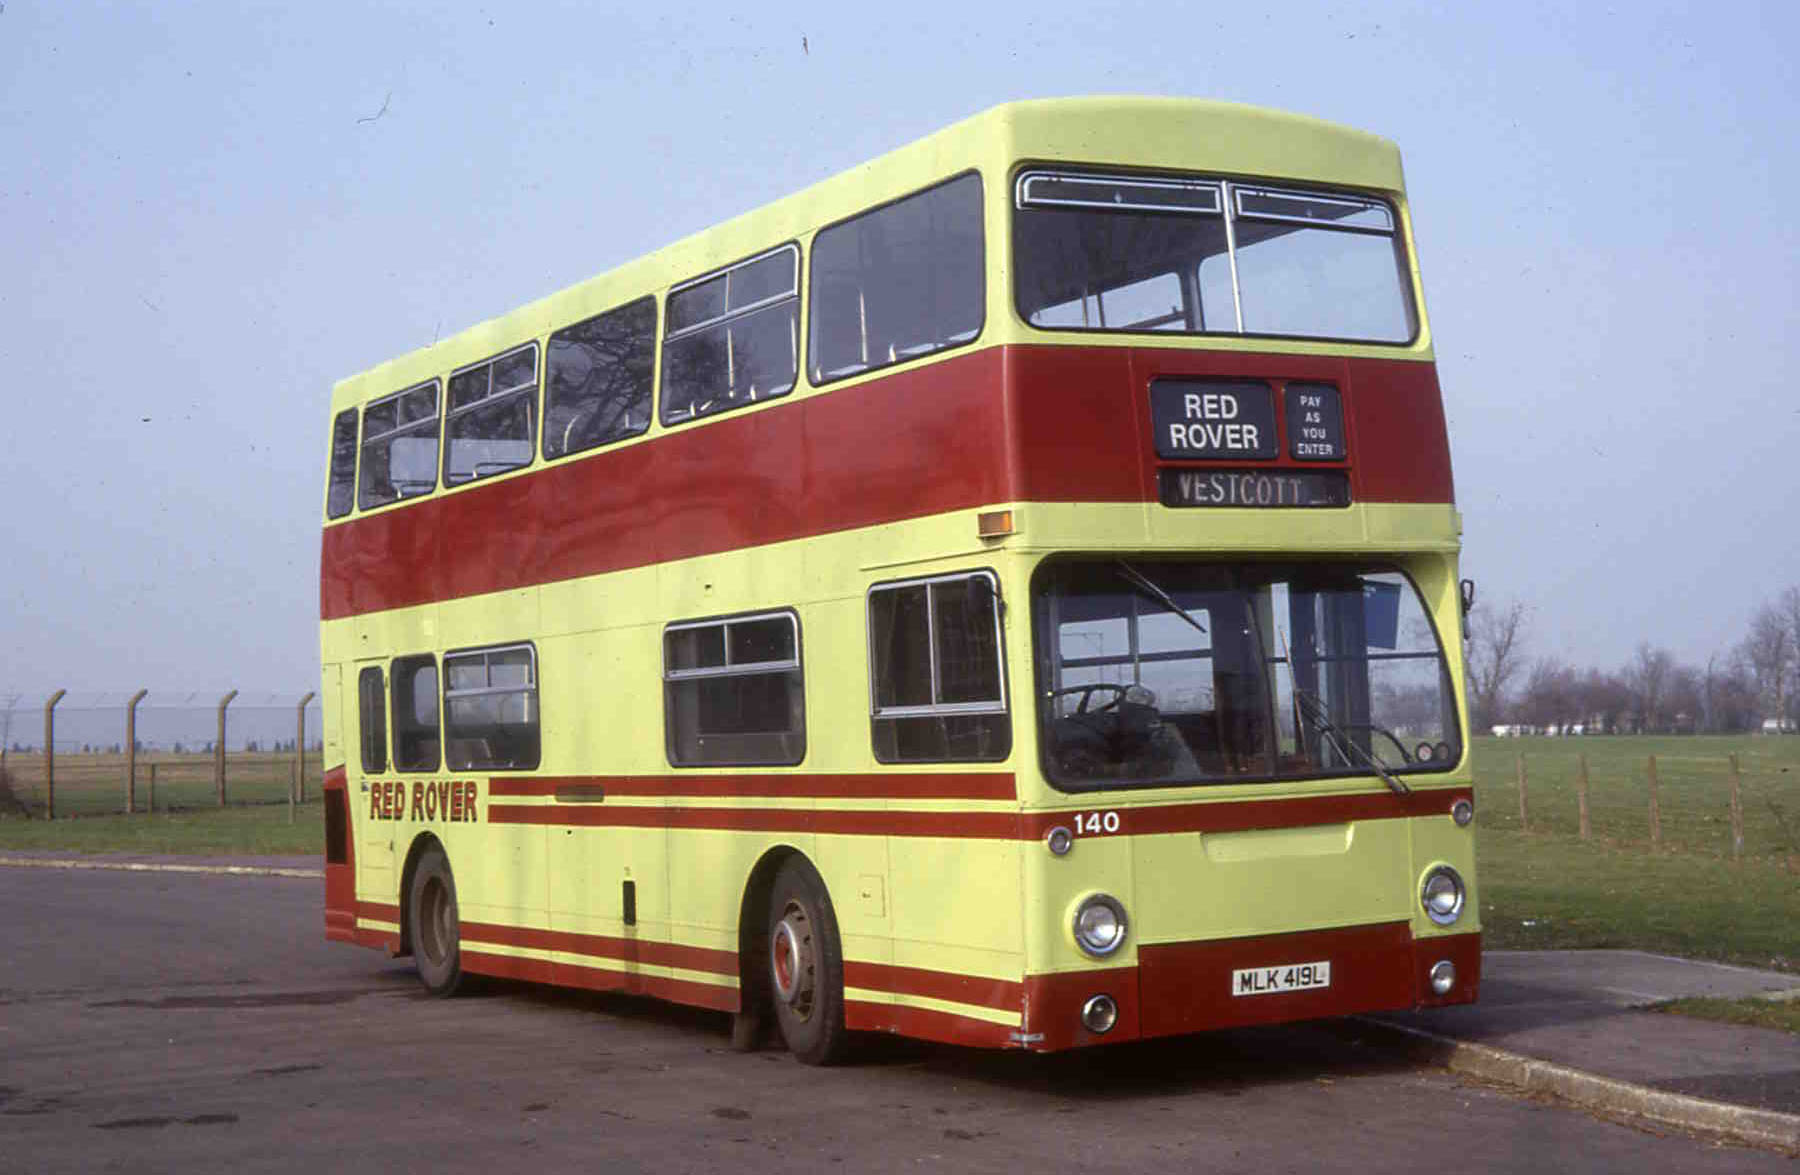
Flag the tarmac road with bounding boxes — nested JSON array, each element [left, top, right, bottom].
[[0, 867, 1785, 1174]]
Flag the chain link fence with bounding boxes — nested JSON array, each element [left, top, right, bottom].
[[0, 691, 322, 819]]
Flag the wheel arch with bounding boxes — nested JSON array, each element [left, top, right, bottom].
[[736, 844, 807, 1018], [397, 830, 446, 958]]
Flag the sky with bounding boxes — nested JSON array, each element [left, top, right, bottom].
[[2, 0, 1797, 699]]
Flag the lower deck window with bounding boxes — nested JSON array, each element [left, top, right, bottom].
[[868, 572, 1009, 762], [444, 644, 540, 770], [664, 612, 804, 766], [358, 666, 387, 773], [390, 655, 440, 772]]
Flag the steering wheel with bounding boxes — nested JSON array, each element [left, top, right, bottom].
[[1049, 683, 1129, 715]]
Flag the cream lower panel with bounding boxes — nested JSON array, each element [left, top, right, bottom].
[[1408, 811, 1480, 938], [440, 822, 548, 930], [887, 837, 1024, 963], [1132, 818, 1414, 944]]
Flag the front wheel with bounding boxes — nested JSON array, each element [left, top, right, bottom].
[[409, 845, 464, 996], [766, 857, 849, 1065]]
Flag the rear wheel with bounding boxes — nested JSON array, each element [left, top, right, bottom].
[[409, 845, 463, 996], [766, 857, 849, 1065]]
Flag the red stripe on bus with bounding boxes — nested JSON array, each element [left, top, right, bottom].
[[843, 961, 1023, 1013], [460, 920, 737, 977], [356, 900, 401, 922], [487, 803, 1022, 840], [487, 786, 1466, 840], [460, 949, 741, 1013], [844, 1000, 1020, 1049], [1019, 786, 1472, 839], [321, 345, 1452, 621], [487, 772, 1016, 802]]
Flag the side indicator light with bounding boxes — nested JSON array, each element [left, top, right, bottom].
[[977, 510, 1015, 538]]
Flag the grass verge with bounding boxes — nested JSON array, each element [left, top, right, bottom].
[[1656, 996, 1800, 1035], [1476, 826, 1798, 973], [0, 802, 323, 857]]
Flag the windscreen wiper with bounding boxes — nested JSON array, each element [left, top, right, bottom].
[[1277, 627, 1410, 797], [1114, 561, 1207, 642]]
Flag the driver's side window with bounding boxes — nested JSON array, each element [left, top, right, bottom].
[[866, 572, 1010, 763]]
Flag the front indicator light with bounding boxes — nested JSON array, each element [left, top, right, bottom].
[[1451, 798, 1474, 827], [1081, 994, 1118, 1034], [1430, 960, 1456, 996], [1421, 865, 1466, 926], [1072, 894, 1129, 957]]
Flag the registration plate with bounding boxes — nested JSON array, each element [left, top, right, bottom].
[[1231, 960, 1332, 997]]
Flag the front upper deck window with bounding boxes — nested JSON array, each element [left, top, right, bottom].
[[1014, 170, 1416, 344]]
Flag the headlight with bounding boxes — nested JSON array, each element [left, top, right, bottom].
[[1420, 865, 1466, 926], [1072, 893, 1129, 957]]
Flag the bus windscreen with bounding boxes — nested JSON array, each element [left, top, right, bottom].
[[1033, 560, 1459, 790]]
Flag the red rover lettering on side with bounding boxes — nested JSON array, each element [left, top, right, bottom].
[[366, 779, 480, 823]]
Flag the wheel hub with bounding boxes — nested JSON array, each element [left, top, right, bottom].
[[770, 903, 814, 1015]]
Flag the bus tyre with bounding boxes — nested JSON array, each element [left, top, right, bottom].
[[409, 845, 464, 997], [766, 857, 849, 1065]]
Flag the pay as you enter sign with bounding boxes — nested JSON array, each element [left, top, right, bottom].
[[1150, 379, 1278, 460]]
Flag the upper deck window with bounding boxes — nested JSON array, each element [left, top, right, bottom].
[[544, 297, 656, 460], [325, 408, 358, 519], [359, 381, 440, 510], [808, 173, 984, 384], [662, 245, 799, 425], [1014, 170, 1415, 345], [445, 343, 538, 486]]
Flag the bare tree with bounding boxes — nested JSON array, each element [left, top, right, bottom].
[[1666, 664, 1703, 733], [1742, 602, 1791, 727], [1466, 599, 1528, 731], [1626, 643, 1675, 732], [1518, 657, 1578, 732]]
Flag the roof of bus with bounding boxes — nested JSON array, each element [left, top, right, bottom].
[[331, 97, 1408, 411]]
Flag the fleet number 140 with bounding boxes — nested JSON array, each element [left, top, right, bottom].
[[1075, 811, 1121, 835]]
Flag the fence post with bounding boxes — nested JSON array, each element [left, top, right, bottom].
[[1647, 754, 1662, 849], [1577, 752, 1591, 841], [289, 761, 297, 825], [215, 690, 238, 806], [296, 691, 315, 805], [148, 762, 157, 814], [124, 689, 148, 815], [43, 689, 66, 820], [1515, 753, 1529, 832], [1728, 753, 1744, 861]]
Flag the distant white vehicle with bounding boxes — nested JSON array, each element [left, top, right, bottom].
[[1763, 717, 1798, 734]]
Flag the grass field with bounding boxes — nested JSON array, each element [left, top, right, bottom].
[[0, 750, 323, 817], [0, 800, 325, 856], [1470, 734, 1800, 973], [1470, 733, 1800, 859]]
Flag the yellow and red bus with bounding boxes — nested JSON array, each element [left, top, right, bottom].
[[318, 97, 1477, 1063]]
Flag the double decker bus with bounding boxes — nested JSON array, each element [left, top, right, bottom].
[[318, 97, 1477, 1063]]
